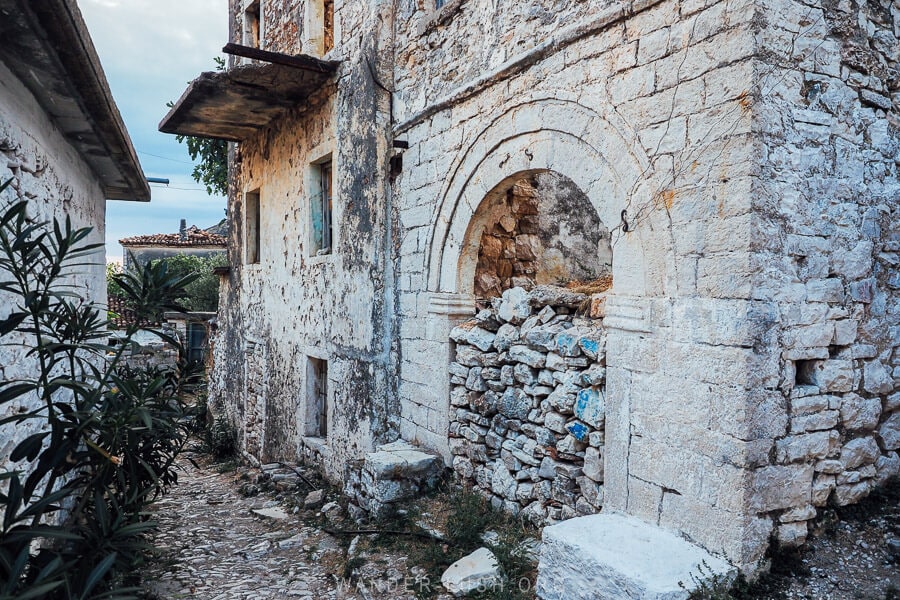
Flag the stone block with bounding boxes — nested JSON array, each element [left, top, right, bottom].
[[834, 480, 872, 505], [441, 547, 501, 597], [811, 474, 836, 506], [574, 387, 605, 428], [877, 413, 900, 451], [874, 452, 900, 484], [777, 521, 808, 547], [750, 464, 814, 512], [839, 437, 880, 470], [500, 388, 532, 420], [493, 323, 519, 351], [509, 345, 546, 368], [536, 514, 735, 600], [496, 287, 531, 324], [790, 410, 839, 433], [804, 360, 854, 392], [839, 394, 882, 431], [583, 446, 604, 482], [775, 431, 838, 463], [863, 361, 893, 394]]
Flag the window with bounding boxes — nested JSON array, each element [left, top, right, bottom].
[[305, 357, 328, 438], [323, 0, 334, 53], [243, 0, 261, 49], [310, 159, 333, 256], [305, 0, 334, 56], [245, 190, 260, 264], [435, 0, 446, 7]]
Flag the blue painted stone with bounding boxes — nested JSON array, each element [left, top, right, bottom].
[[574, 387, 605, 428], [555, 332, 582, 357], [579, 337, 600, 360], [566, 421, 589, 441]]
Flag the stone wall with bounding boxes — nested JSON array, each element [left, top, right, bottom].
[[208, 0, 900, 575], [0, 59, 107, 471], [748, 0, 900, 548], [448, 287, 606, 523], [210, 0, 398, 480]]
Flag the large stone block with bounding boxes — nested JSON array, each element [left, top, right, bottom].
[[536, 514, 734, 600]]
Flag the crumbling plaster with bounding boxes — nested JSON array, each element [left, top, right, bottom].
[[0, 58, 107, 469], [210, 0, 399, 478]]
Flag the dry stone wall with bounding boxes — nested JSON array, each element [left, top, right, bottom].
[[448, 286, 607, 523]]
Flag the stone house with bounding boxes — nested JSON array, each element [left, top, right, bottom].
[[162, 0, 900, 577], [0, 0, 149, 466], [119, 219, 227, 271]]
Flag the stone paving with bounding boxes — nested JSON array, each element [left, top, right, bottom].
[[142, 454, 346, 599]]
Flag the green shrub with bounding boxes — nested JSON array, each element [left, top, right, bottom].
[[0, 189, 201, 599]]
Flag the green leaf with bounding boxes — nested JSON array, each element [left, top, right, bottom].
[[0, 382, 35, 404], [9, 431, 49, 462], [79, 552, 118, 599]]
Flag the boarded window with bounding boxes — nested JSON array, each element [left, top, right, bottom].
[[245, 190, 260, 264], [310, 160, 333, 255], [305, 357, 328, 438]]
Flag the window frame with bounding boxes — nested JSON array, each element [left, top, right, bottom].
[[308, 154, 334, 257]]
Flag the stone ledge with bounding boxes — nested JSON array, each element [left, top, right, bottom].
[[536, 513, 734, 600]]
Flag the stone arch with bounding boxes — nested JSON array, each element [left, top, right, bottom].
[[425, 98, 656, 299]]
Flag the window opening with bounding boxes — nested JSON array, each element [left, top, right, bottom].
[[310, 160, 333, 255], [245, 190, 260, 264], [243, 1, 261, 49], [306, 357, 328, 438], [323, 0, 334, 53]]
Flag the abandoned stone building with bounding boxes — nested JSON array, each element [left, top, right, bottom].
[[161, 0, 900, 586], [0, 0, 149, 470]]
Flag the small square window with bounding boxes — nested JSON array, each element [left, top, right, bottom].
[[310, 159, 333, 256], [305, 357, 328, 438], [435, 0, 446, 8], [245, 190, 260, 264]]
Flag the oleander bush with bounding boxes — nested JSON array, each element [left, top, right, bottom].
[[0, 186, 202, 599]]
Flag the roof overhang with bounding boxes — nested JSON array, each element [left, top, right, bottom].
[[159, 44, 340, 142], [0, 0, 150, 202]]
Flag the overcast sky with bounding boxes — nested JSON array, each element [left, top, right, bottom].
[[78, 0, 229, 262]]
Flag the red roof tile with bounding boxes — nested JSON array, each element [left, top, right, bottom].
[[119, 226, 226, 248]]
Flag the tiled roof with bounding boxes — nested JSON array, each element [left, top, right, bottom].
[[119, 226, 226, 248]]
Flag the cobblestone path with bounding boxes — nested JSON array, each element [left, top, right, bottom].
[[142, 454, 346, 599]]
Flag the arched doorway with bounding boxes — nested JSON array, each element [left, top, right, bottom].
[[446, 170, 612, 522]]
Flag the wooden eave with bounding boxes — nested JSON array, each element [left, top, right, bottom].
[[0, 0, 150, 201], [158, 45, 339, 142]]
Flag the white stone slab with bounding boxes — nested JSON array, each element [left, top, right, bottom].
[[536, 513, 735, 600], [441, 547, 501, 596]]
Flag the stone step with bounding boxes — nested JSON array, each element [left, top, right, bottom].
[[536, 513, 735, 600], [345, 440, 443, 517]]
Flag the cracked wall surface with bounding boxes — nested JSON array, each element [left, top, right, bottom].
[[0, 59, 107, 471], [209, 0, 398, 479]]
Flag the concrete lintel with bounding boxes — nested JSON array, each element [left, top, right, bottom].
[[536, 513, 735, 600]]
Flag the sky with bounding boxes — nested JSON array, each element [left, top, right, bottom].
[[77, 0, 229, 262]]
